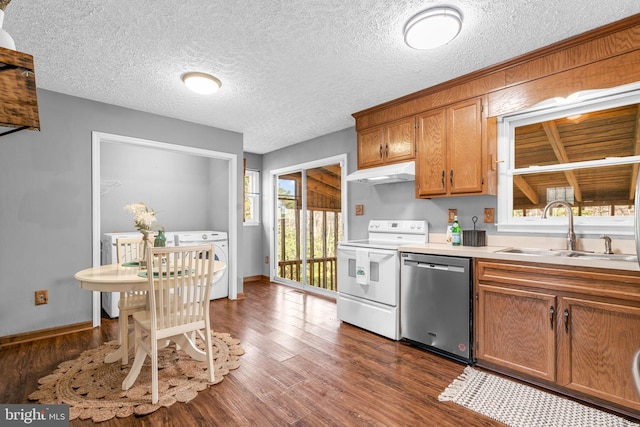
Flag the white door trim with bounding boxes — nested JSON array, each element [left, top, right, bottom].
[[91, 131, 239, 327]]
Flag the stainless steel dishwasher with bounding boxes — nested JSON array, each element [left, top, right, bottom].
[[400, 253, 473, 364]]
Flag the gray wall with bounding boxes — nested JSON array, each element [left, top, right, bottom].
[[348, 181, 497, 240], [242, 152, 264, 277], [101, 143, 229, 233], [0, 89, 243, 337], [260, 126, 499, 276]]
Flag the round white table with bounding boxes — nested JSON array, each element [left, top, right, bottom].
[[74, 261, 226, 365]]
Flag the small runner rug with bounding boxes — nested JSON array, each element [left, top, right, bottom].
[[438, 367, 639, 427], [28, 331, 244, 423]]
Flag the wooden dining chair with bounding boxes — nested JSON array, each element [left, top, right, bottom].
[[115, 237, 148, 365], [122, 244, 215, 404]]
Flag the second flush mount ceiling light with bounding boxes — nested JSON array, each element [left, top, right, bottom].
[[403, 6, 463, 50], [181, 72, 222, 95]]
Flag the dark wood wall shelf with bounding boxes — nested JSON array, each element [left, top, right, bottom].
[[0, 46, 39, 137]]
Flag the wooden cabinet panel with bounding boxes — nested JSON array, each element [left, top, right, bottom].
[[415, 109, 446, 196], [384, 117, 415, 163], [477, 284, 557, 382], [488, 49, 640, 117], [558, 297, 640, 411], [357, 126, 384, 168], [357, 117, 415, 169], [448, 98, 483, 194], [416, 97, 487, 197]]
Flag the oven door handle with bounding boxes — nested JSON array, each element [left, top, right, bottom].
[[338, 248, 396, 258]]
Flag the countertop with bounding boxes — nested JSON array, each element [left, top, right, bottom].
[[399, 242, 640, 272]]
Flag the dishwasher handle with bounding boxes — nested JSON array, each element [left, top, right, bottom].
[[403, 259, 465, 273]]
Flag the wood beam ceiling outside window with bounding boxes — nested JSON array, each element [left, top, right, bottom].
[[542, 120, 583, 202], [513, 175, 539, 205]]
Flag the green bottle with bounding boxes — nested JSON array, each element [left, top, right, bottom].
[[451, 216, 461, 246]]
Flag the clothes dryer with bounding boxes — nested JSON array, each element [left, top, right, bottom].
[[174, 231, 229, 300]]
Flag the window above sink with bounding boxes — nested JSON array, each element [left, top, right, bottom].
[[497, 81, 640, 236]]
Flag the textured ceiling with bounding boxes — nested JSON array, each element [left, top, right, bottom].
[[4, 1, 640, 154]]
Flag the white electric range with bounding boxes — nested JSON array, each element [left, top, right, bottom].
[[336, 220, 428, 340]]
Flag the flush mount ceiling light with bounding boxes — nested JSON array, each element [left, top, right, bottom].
[[403, 6, 463, 50], [181, 72, 221, 95]]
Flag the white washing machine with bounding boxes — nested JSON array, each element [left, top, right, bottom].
[[174, 231, 229, 300], [100, 231, 177, 318]]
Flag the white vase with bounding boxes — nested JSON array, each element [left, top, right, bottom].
[[0, 10, 16, 50]]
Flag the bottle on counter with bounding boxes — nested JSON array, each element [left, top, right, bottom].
[[451, 216, 461, 246]]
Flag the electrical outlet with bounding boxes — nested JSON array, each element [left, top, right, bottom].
[[265, 256, 269, 264], [448, 209, 457, 223], [484, 208, 495, 223], [355, 204, 364, 215], [35, 290, 48, 305]]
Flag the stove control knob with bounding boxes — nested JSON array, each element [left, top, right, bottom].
[[202, 234, 208, 240]]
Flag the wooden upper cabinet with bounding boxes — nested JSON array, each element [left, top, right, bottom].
[[448, 98, 483, 194], [357, 117, 415, 169], [416, 97, 488, 198], [415, 109, 447, 196], [357, 126, 385, 168], [384, 117, 415, 163]]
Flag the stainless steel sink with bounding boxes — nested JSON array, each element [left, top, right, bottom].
[[496, 247, 638, 262], [496, 248, 564, 257], [560, 252, 638, 262]]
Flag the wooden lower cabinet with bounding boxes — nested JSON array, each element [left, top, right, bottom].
[[558, 297, 640, 410], [475, 259, 640, 417], [477, 284, 557, 382]]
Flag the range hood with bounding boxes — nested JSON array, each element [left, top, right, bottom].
[[346, 161, 415, 185]]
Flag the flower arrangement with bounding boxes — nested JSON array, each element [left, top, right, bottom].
[[124, 202, 159, 233]]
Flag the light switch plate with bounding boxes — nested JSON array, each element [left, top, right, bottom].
[[448, 209, 457, 223], [355, 204, 364, 216]]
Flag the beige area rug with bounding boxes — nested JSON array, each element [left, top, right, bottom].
[[28, 332, 244, 423], [439, 367, 639, 427]]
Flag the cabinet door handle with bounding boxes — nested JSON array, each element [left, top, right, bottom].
[[449, 169, 454, 187], [441, 170, 445, 188], [385, 143, 389, 157], [379, 144, 383, 159], [563, 308, 569, 333], [549, 305, 555, 330]]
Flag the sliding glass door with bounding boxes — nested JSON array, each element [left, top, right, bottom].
[[275, 160, 343, 295]]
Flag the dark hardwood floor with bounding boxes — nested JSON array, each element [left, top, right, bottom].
[[1, 280, 504, 426]]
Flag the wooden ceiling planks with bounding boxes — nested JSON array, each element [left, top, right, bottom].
[[512, 104, 639, 210], [278, 165, 342, 212]]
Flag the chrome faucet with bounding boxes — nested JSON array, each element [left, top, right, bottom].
[[542, 200, 576, 251], [600, 234, 613, 254]]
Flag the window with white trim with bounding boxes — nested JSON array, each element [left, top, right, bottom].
[[244, 169, 260, 225], [497, 82, 640, 236]]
